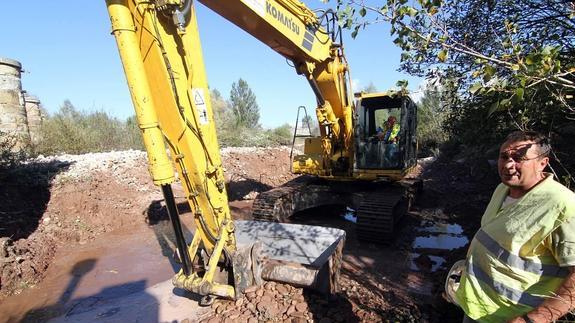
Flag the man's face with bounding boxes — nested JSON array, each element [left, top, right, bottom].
[[498, 140, 549, 192]]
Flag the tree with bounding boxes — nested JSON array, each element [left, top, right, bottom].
[[334, 0, 575, 114], [229, 78, 260, 128], [417, 83, 448, 154], [334, 0, 575, 186], [363, 82, 378, 93], [301, 115, 319, 136]]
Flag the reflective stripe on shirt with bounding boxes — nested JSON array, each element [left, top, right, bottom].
[[467, 260, 545, 308], [475, 229, 569, 278]]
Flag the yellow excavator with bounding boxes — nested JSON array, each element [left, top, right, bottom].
[[104, 0, 418, 302]]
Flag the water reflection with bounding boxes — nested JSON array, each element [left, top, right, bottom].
[[410, 222, 469, 272]]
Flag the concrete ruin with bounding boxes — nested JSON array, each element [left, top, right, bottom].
[[0, 57, 43, 151]]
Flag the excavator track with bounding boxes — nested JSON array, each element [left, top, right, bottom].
[[355, 187, 407, 244], [253, 177, 420, 244], [252, 180, 309, 222]]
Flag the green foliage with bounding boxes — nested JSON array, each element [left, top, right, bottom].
[[362, 82, 378, 93], [230, 78, 260, 128], [333, 0, 575, 187], [37, 100, 144, 155], [417, 84, 449, 156], [211, 89, 293, 147], [0, 131, 25, 169], [301, 115, 320, 136]]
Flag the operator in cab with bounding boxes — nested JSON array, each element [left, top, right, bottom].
[[377, 116, 400, 143], [375, 116, 400, 167]]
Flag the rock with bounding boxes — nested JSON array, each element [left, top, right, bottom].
[[295, 302, 308, 312], [242, 191, 258, 200], [276, 284, 289, 295], [244, 285, 258, 294], [260, 295, 273, 304], [227, 310, 241, 320], [256, 288, 264, 297], [257, 298, 273, 313], [265, 281, 276, 290], [293, 294, 305, 302], [42, 217, 51, 225], [290, 311, 306, 318], [286, 305, 296, 316], [235, 298, 244, 307], [215, 305, 226, 314], [267, 304, 281, 317], [247, 318, 258, 323], [414, 254, 433, 271], [263, 290, 276, 300], [246, 292, 257, 301], [246, 302, 256, 312]]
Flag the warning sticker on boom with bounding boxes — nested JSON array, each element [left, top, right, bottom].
[[192, 88, 209, 125], [242, 0, 265, 17]]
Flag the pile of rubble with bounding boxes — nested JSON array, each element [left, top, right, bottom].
[[200, 282, 353, 323]]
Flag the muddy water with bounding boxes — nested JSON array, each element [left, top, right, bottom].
[[0, 218, 195, 322], [409, 221, 469, 273]]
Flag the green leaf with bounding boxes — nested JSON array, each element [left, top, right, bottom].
[[469, 82, 482, 94], [380, 5, 389, 15], [511, 64, 520, 71], [406, 7, 418, 17], [359, 7, 367, 17], [487, 101, 500, 116], [483, 65, 496, 82], [396, 80, 409, 88], [437, 49, 448, 62], [515, 88, 524, 101]]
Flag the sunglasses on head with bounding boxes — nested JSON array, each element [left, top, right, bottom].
[[499, 142, 550, 163]]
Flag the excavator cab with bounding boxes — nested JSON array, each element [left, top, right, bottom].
[[354, 92, 418, 180]]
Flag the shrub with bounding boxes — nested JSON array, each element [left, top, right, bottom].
[[36, 100, 144, 155], [0, 131, 25, 169]]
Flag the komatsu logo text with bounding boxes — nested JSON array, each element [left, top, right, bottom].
[[266, 2, 300, 35]]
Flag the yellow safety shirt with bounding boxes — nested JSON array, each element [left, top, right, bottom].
[[455, 174, 575, 322]]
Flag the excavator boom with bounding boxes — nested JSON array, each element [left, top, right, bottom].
[[105, 0, 345, 301]]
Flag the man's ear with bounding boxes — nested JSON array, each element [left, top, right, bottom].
[[538, 156, 549, 171]]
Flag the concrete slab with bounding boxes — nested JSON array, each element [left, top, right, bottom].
[[235, 220, 346, 267]]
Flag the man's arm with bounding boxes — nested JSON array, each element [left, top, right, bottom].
[[509, 266, 575, 323]]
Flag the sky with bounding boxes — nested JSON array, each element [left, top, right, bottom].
[[0, 1, 422, 128]]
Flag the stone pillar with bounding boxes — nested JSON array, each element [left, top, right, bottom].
[[24, 93, 43, 147], [0, 57, 30, 150]]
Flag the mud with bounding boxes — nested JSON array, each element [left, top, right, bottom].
[[0, 148, 499, 322]]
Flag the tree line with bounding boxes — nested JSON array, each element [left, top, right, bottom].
[[0, 78, 293, 163]]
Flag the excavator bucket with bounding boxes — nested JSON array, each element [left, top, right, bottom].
[[232, 221, 345, 296]]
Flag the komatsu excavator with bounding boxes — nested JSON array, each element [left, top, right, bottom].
[[104, 0, 418, 302]]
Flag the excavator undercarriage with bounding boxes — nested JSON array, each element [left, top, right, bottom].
[[252, 176, 422, 244]]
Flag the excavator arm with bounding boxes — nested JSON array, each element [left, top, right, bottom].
[[200, 0, 355, 175], [105, 0, 346, 301]]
